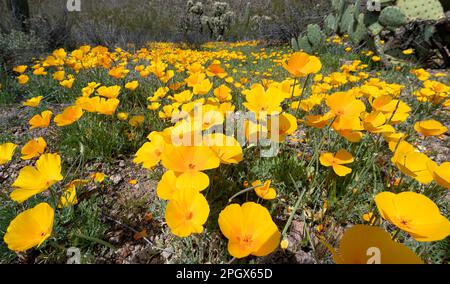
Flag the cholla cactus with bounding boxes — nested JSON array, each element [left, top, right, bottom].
[[250, 15, 273, 33], [182, 1, 204, 34], [182, 1, 234, 41], [203, 1, 234, 40]]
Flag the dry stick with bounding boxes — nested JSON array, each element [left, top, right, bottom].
[[102, 215, 174, 255]]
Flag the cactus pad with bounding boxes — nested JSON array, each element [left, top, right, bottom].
[[349, 13, 367, 44], [396, 0, 445, 21], [307, 24, 325, 48], [368, 22, 384, 35], [291, 37, 299, 51], [379, 6, 408, 27], [324, 14, 338, 35], [297, 36, 313, 53], [340, 4, 356, 34]]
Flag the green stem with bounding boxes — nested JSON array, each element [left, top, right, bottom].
[[282, 175, 307, 237], [73, 233, 116, 250], [294, 74, 311, 117], [228, 184, 264, 203], [391, 229, 400, 241]]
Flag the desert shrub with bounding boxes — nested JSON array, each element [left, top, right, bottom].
[[258, 0, 331, 43], [0, 29, 45, 72]]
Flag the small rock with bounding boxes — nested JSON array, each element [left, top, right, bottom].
[[110, 174, 123, 185]]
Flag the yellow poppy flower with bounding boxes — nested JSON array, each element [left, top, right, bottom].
[[97, 85, 121, 99], [96, 98, 120, 116], [283, 52, 322, 78], [206, 61, 227, 78], [203, 133, 243, 165], [54, 106, 83, 127], [433, 162, 450, 189], [29, 110, 53, 130], [60, 77, 75, 89], [161, 144, 220, 191], [0, 142, 17, 165], [414, 120, 448, 137], [11, 153, 64, 203], [324, 225, 423, 264], [117, 112, 129, 121], [393, 151, 436, 184], [157, 170, 182, 200], [218, 202, 280, 258], [362, 111, 395, 134], [21, 137, 47, 160], [165, 187, 209, 237], [147, 102, 161, 110], [185, 72, 206, 87], [320, 149, 354, 176], [372, 56, 381, 62], [304, 114, 331, 129], [193, 78, 213, 95], [171, 90, 193, 103], [13, 65, 28, 74], [327, 92, 366, 119], [3, 203, 54, 252], [125, 80, 139, 91], [252, 180, 277, 200], [17, 74, 29, 85], [91, 172, 107, 183], [402, 49, 414, 55], [134, 132, 165, 170], [58, 180, 87, 208], [269, 113, 297, 142], [242, 84, 284, 114], [128, 115, 145, 127], [375, 192, 450, 242], [53, 70, 65, 81], [23, 96, 43, 107], [214, 85, 232, 102]]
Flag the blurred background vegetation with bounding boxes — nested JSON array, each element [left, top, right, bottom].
[[0, 0, 329, 67]]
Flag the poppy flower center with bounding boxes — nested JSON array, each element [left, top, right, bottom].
[[186, 212, 194, 220], [188, 163, 196, 170]]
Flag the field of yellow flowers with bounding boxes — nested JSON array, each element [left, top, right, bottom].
[[0, 39, 449, 264]]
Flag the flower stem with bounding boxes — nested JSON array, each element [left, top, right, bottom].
[[282, 175, 307, 237], [294, 74, 312, 117], [228, 184, 264, 203]]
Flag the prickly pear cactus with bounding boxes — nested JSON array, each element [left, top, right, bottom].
[[396, 0, 445, 21], [324, 14, 338, 35], [378, 6, 408, 27], [297, 36, 313, 54], [340, 4, 356, 34], [291, 24, 325, 53], [349, 13, 367, 44], [307, 24, 326, 47]]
